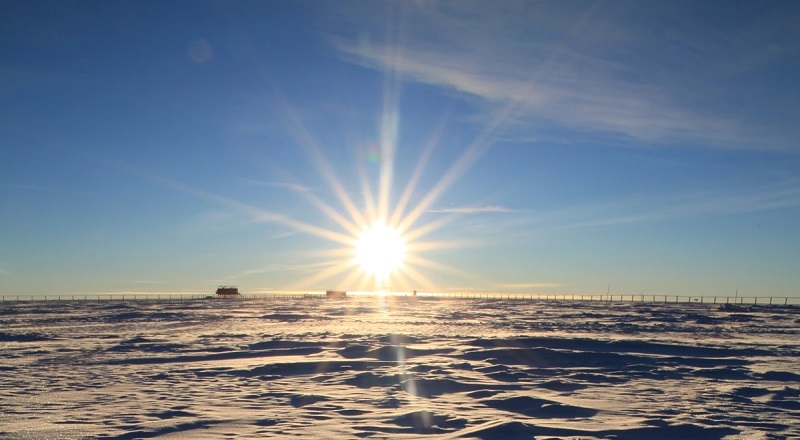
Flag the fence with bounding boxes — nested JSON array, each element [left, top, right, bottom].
[[1, 292, 799, 306]]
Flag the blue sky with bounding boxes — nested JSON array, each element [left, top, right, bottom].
[[2, 0, 799, 297]]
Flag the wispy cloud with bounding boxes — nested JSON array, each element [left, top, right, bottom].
[[3, 182, 87, 195], [508, 182, 800, 234], [429, 205, 518, 214], [263, 230, 299, 240], [240, 178, 314, 193], [499, 282, 562, 289], [573, 185, 800, 230], [448, 181, 800, 243], [224, 261, 339, 281], [329, 2, 799, 151]]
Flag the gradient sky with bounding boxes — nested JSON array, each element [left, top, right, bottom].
[[2, 1, 799, 297]]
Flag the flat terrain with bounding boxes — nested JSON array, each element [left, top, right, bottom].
[[1, 297, 798, 439]]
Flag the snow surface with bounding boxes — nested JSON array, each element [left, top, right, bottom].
[[1, 297, 798, 439]]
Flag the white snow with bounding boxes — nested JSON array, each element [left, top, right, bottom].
[[1, 297, 798, 439]]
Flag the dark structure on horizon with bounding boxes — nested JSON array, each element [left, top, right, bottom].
[[216, 286, 240, 296], [326, 290, 347, 298]]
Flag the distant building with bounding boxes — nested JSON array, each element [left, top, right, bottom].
[[216, 286, 240, 296], [326, 290, 347, 298]]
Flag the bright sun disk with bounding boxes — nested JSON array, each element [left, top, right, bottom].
[[354, 223, 407, 277]]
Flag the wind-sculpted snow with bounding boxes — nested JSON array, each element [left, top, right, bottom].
[[0, 298, 798, 439]]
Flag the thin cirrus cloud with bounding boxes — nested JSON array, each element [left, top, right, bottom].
[[450, 182, 800, 241], [428, 205, 518, 214], [499, 282, 562, 289], [240, 178, 315, 193], [224, 261, 335, 281], [528, 183, 800, 233], [329, 1, 800, 152]]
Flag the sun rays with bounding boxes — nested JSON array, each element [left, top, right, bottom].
[[161, 6, 528, 293], [212, 98, 518, 293], [262, 92, 523, 292]]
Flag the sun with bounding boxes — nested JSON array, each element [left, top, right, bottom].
[[354, 222, 407, 279]]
